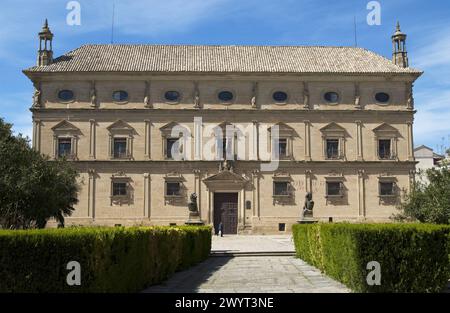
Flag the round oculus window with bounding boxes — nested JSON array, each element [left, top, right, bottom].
[[58, 90, 74, 102], [324, 92, 339, 103], [375, 92, 390, 103], [218, 91, 234, 102], [112, 90, 129, 102], [273, 91, 288, 103], [164, 91, 181, 102]]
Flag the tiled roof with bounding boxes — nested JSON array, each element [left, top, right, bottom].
[[24, 44, 422, 75]]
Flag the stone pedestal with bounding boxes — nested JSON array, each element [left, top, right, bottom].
[[297, 212, 318, 224], [185, 211, 205, 225]]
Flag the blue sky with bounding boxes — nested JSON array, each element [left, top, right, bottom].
[[1, 0, 449, 153]]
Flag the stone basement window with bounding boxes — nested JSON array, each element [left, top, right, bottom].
[[273, 181, 291, 197], [326, 181, 344, 198], [379, 182, 396, 197], [110, 179, 132, 206]]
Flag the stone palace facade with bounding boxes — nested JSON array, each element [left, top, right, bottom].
[[24, 21, 422, 233]]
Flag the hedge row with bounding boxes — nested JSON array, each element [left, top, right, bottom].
[[0, 225, 211, 292], [292, 223, 450, 293]]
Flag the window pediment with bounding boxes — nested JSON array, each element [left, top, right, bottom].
[[320, 122, 346, 137], [51, 120, 81, 134], [372, 123, 399, 137], [160, 122, 189, 137], [268, 122, 297, 137], [107, 120, 135, 134]]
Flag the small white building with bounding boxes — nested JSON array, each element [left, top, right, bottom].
[[414, 145, 444, 172]]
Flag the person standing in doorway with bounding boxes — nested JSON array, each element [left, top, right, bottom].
[[219, 221, 224, 237]]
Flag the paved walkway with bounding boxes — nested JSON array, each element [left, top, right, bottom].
[[143, 235, 350, 293], [211, 235, 295, 254]]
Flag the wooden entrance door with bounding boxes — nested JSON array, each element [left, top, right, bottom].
[[214, 193, 238, 235]]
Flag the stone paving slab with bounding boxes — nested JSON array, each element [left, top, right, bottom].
[[211, 235, 295, 254], [143, 256, 350, 293]]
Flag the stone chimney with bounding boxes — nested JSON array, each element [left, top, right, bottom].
[[392, 21, 409, 68]]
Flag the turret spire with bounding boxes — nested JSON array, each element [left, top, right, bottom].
[[37, 19, 54, 66], [392, 21, 408, 68]]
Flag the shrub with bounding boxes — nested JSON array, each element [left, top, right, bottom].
[[0, 225, 211, 292], [292, 223, 450, 293]]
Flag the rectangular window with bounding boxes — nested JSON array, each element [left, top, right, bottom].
[[112, 182, 127, 197], [326, 139, 339, 159], [274, 181, 290, 196], [326, 182, 342, 196], [166, 138, 178, 159], [278, 138, 288, 158], [57, 138, 72, 158], [379, 182, 395, 196], [166, 182, 181, 196], [113, 138, 128, 158], [378, 139, 391, 159]]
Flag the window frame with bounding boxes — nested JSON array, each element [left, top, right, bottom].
[[273, 181, 291, 197], [112, 137, 129, 159], [374, 92, 391, 105], [57, 89, 75, 103], [217, 90, 235, 104], [323, 91, 340, 104], [165, 181, 182, 198], [325, 138, 340, 160], [272, 91, 289, 104], [163, 90, 182, 104], [326, 181, 344, 198], [57, 137, 73, 158], [378, 138, 393, 160], [378, 181, 396, 197], [112, 90, 129, 104]]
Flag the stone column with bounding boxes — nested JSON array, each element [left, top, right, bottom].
[[304, 120, 311, 161], [252, 170, 260, 218], [144, 120, 151, 159], [194, 117, 202, 160], [88, 169, 96, 219], [357, 169, 366, 218], [207, 189, 213, 224], [144, 173, 151, 219], [240, 189, 245, 227], [89, 119, 96, 159], [356, 120, 363, 161], [32, 119, 41, 152], [252, 120, 259, 160], [406, 121, 414, 161], [193, 170, 202, 218], [305, 170, 313, 193]]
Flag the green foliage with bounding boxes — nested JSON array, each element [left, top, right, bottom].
[[0, 225, 212, 292], [0, 117, 79, 229], [292, 223, 450, 293], [396, 164, 450, 224]]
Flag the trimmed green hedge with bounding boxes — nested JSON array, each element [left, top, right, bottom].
[[0, 225, 211, 292], [292, 223, 450, 293]]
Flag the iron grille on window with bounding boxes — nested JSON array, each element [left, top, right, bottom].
[[112, 182, 127, 197], [274, 182, 290, 196], [166, 182, 181, 196]]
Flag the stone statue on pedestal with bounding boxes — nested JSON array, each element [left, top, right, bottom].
[[186, 193, 204, 225], [302, 192, 314, 218]]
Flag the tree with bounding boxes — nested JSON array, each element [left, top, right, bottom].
[[395, 162, 450, 224], [0, 117, 79, 229]]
